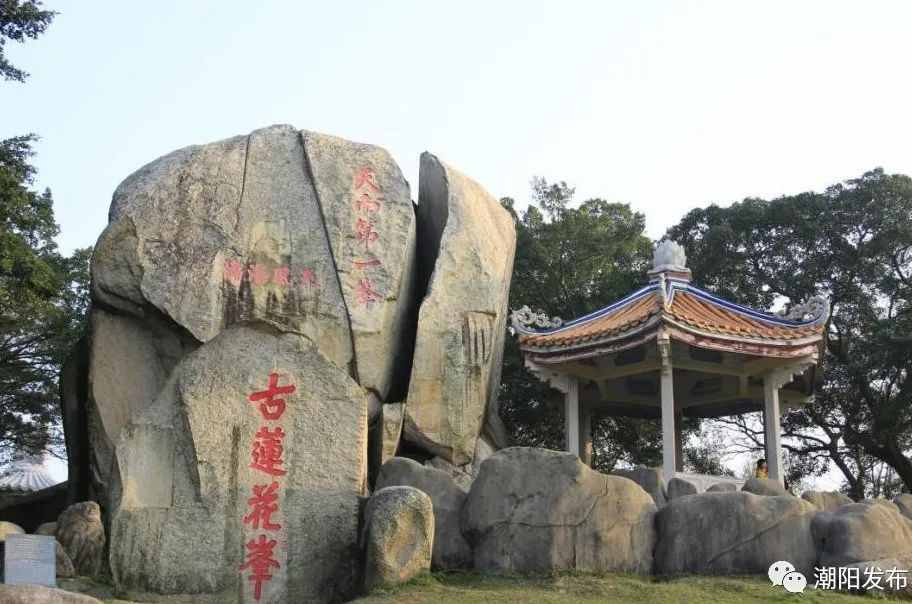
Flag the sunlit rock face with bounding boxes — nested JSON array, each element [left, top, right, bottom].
[[70, 125, 516, 602]]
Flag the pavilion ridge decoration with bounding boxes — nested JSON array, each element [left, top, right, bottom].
[[511, 239, 829, 486]]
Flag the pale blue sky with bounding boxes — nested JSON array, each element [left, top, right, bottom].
[[6, 1, 912, 487], [6, 1, 912, 256]]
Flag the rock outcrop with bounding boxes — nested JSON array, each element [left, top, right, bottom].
[[36, 521, 57, 536], [813, 502, 912, 568], [706, 482, 737, 493], [56, 502, 105, 578], [462, 447, 655, 574], [0, 520, 24, 540], [611, 467, 666, 506], [403, 153, 516, 467], [894, 494, 912, 520], [362, 486, 434, 592], [376, 456, 471, 569], [56, 541, 76, 578], [655, 492, 818, 576], [802, 490, 853, 512]]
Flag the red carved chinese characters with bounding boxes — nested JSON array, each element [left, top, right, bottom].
[[243, 482, 282, 531], [248, 373, 296, 420], [250, 426, 287, 477], [241, 373, 295, 600], [240, 534, 280, 601], [248, 263, 271, 287], [272, 266, 290, 288], [300, 268, 317, 288], [351, 166, 385, 306], [224, 259, 245, 287]]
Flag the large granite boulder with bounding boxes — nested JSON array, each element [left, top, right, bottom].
[[802, 490, 853, 512], [0, 585, 101, 604], [376, 457, 471, 569], [655, 492, 818, 576], [36, 521, 57, 536], [462, 447, 655, 574], [706, 482, 738, 493], [611, 467, 666, 506], [741, 477, 791, 497], [109, 327, 368, 602], [56, 502, 105, 577], [813, 502, 912, 568], [86, 125, 418, 507], [0, 520, 24, 540], [56, 541, 76, 578], [404, 153, 516, 467], [667, 477, 698, 500], [362, 486, 433, 592]]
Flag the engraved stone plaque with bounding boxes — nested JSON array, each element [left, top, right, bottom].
[[4, 533, 55, 587]]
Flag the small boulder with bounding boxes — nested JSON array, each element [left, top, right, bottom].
[[612, 467, 666, 506], [859, 498, 900, 512], [35, 521, 57, 536], [802, 490, 853, 512], [667, 477, 698, 500], [56, 541, 76, 578], [56, 502, 105, 577], [893, 494, 912, 520], [706, 483, 738, 493], [362, 486, 434, 592], [655, 491, 818, 576], [376, 457, 471, 570], [0, 520, 25, 541], [462, 447, 656, 574], [0, 585, 101, 603], [742, 477, 791, 497]]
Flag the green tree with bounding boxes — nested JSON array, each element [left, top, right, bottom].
[[500, 178, 723, 472], [668, 169, 912, 498], [0, 135, 90, 459], [0, 0, 55, 82]]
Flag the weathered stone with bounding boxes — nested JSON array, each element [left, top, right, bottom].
[[56, 541, 76, 578], [611, 467, 666, 506], [380, 403, 405, 464], [802, 490, 853, 512], [843, 558, 912, 594], [462, 447, 655, 574], [109, 326, 368, 603], [667, 477, 698, 500], [36, 521, 57, 536], [0, 520, 25, 540], [362, 486, 433, 591], [303, 132, 417, 400], [741, 477, 791, 497], [376, 457, 471, 570], [655, 492, 818, 576], [859, 497, 900, 512], [424, 457, 473, 492], [706, 482, 738, 493], [894, 493, 912, 520], [813, 502, 912, 568], [404, 153, 516, 465], [0, 585, 102, 604], [92, 124, 354, 367], [56, 502, 105, 577]]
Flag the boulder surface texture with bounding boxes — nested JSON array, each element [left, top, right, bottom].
[[0, 585, 101, 604], [362, 486, 434, 592], [462, 447, 655, 574], [68, 125, 516, 603], [376, 456, 471, 569], [56, 502, 105, 577], [655, 491, 818, 577]]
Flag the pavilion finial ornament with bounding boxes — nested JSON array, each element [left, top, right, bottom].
[[652, 239, 687, 272], [510, 305, 563, 332], [778, 296, 830, 325]]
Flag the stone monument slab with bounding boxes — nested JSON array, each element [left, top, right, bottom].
[[3, 534, 55, 587]]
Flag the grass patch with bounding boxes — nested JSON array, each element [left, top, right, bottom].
[[354, 571, 906, 603]]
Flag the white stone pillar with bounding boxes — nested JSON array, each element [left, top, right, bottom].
[[659, 335, 676, 482], [564, 376, 580, 456], [763, 371, 784, 484]]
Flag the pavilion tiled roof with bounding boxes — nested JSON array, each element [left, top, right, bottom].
[[515, 279, 826, 352]]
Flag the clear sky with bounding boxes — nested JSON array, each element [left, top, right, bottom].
[[6, 1, 912, 487]]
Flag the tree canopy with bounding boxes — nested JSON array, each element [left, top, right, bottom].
[[0, 0, 55, 82], [668, 169, 912, 497]]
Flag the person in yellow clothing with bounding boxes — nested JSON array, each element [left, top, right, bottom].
[[755, 458, 769, 479]]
